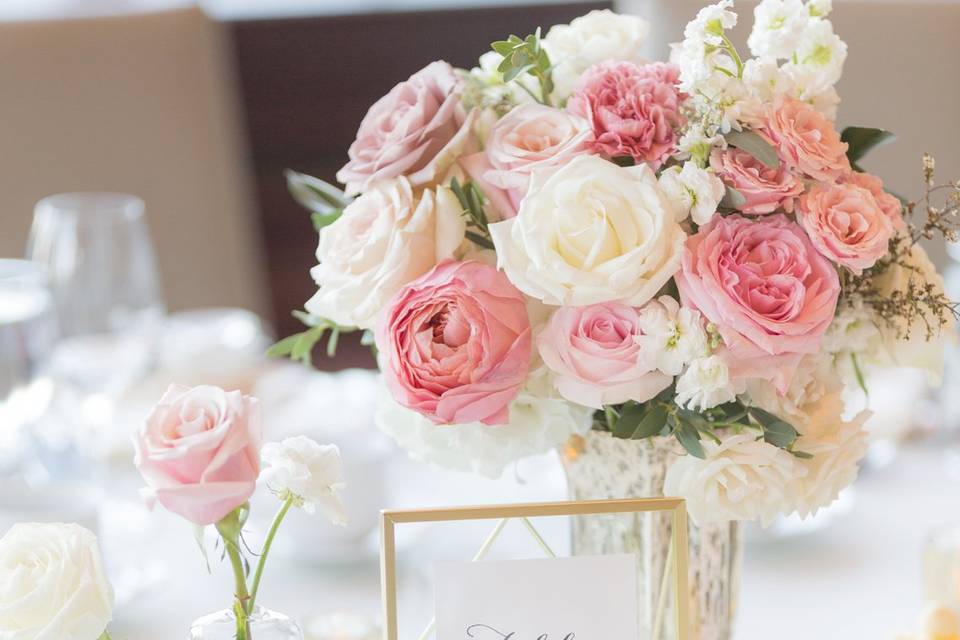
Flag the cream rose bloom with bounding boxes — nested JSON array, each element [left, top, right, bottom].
[[543, 9, 650, 103], [305, 177, 466, 329], [0, 523, 114, 640], [490, 155, 684, 307]]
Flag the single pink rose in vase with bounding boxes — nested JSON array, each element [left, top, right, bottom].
[[710, 147, 804, 215], [568, 61, 685, 169], [134, 384, 262, 525], [376, 260, 532, 426], [754, 96, 850, 182]]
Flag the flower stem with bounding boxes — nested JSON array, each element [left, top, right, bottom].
[[223, 534, 252, 639], [248, 496, 294, 611], [98, 632, 112, 640]]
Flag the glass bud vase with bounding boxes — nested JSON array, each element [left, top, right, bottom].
[[188, 606, 304, 640], [562, 431, 742, 640]]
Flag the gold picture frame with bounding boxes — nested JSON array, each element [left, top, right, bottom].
[[380, 497, 690, 640]]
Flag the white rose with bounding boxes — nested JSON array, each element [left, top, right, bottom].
[[305, 177, 465, 329], [747, 0, 809, 60], [375, 366, 593, 479], [675, 355, 741, 410], [261, 436, 347, 523], [657, 162, 726, 225], [787, 392, 869, 518], [490, 155, 684, 307], [745, 352, 841, 425], [543, 9, 650, 103], [664, 433, 806, 526], [636, 295, 709, 376], [0, 523, 113, 640]]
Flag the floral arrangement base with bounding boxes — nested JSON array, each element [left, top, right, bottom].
[[188, 606, 304, 640], [563, 431, 741, 640]]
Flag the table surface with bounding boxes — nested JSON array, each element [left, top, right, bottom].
[[103, 439, 959, 640]]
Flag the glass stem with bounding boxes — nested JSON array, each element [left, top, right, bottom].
[[248, 496, 294, 611]]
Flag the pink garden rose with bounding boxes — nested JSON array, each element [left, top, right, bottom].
[[840, 170, 905, 230], [537, 303, 672, 409], [676, 215, 840, 388], [796, 182, 894, 274], [336, 61, 474, 195], [755, 97, 850, 182], [134, 384, 262, 525], [460, 103, 592, 219], [710, 147, 804, 215], [376, 260, 532, 426], [568, 61, 685, 169]]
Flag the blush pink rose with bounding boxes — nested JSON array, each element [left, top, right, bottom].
[[568, 61, 685, 169], [710, 147, 804, 215], [755, 97, 850, 182], [134, 384, 262, 526], [336, 61, 474, 195], [676, 215, 840, 388], [376, 260, 532, 426], [796, 182, 894, 274], [537, 303, 672, 409], [840, 171, 905, 230], [460, 103, 592, 220]]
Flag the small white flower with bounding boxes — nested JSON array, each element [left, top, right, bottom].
[[664, 433, 806, 526], [658, 162, 726, 225], [637, 296, 710, 376], [676, 124, 726, 167], [686, 0, 738, 43], [807, 0, 833, 18], [261, 436, 347, 524], [675, 355, 742, 410], [748, 0, 809, 60], [781, 19, 847, 97]]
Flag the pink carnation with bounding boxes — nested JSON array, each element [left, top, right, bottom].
[[676, 215, 840, 390], [710, 147, 804, 215], [755, 97, 850, 182], [376, 260, 532, 426], [568, 61, 685, 169], [537, 303, 672, 409], [796, 182, 894, 274], [840, 171, 905, 230]]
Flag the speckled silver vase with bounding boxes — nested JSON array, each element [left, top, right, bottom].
[[562, 431, 741, 640]]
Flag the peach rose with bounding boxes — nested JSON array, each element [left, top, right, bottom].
[[796, 182, 894, 274], [755, 96, 850, 182], [135, 384, 262, 525], [710, 147, 804, 215], [460, 103, 592, 220], [840, 170, 905, 230], [376, 260, 532, 426], [336, 61, 475, 195]]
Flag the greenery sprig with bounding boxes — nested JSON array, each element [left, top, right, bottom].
[[490, 28, 555, 106], [450, 177, 495, 250]]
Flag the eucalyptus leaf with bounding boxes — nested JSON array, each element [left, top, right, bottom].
[[285, 169, 351, 214], [675, 422, 706, 459], [720, 185, 747, 209], [841, 126, 896, 167], [761, 418, 798, 449], [725, 130, 779, 169], [311, 209, 342, 232], [631, 404, 668, 439], [611, 402, 644, 439]]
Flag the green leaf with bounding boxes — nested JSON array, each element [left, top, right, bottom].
[[631, 404, 668, 439], [503, 63, 535, 83], [266, 333, 301, 358], [789, 449, 814, 460], [311, 209, 342, 231], [763, 420, 798, 448], [841, 126, 896, 167], [490, 40, 516, 56], [611, 402, 642, 438], [675, 421, 706, 459], [850, 352, 869, 397], [725, 130, 779, 169], [720, 185, 747, 209], [611, 156, 636, 167], [465, 230, 495, 250], [285, 169, 351, 214]]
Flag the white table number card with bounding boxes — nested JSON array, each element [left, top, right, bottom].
[[435, 554, 640, 640]]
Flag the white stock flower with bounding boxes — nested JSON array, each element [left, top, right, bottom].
[[305, 177, 465, 329], [261, 436, 347, 523], [375, 367, 593, 478], [747, 0, 809, 60], [781, 19, 847, 98], [677, 124, 727, 167], [543, 10, 650, 103], [490, 155, 684, 307], [664, 433, 806, 526], [675, 355, 741, 410], [467, 51, 536, 109], [636, 295, 709, 376], [657, 162, 726, 225], [807, 0, 833, 18], [0, 523, 114, 640]]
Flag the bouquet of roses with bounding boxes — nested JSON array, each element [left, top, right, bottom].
[[276, 0, 958, 525]]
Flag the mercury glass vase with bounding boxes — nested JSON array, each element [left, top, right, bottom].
[[562, 431, 742, 640], [188, 606, 304, 640]]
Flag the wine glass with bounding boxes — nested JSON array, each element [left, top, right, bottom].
[[26, 193, 164, 447]]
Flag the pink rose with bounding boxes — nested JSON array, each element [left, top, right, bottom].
[[336, 61, 475, 195], [676, 215, 840, 382], [568, 61, 685, 169], [755, 97, 850, 182], [460, 104, 592, 220], [134, 384, 262, 525], [840, 171, 905, 230], [796, 182, 894, 274], [710, 147, 804, 215], [376, 260, 532, 426], [537, 303, 672, 409]]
